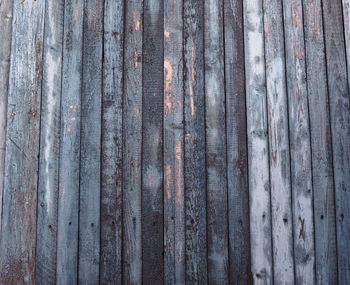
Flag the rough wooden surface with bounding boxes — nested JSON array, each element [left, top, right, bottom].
[[0, 0, 349, 284]]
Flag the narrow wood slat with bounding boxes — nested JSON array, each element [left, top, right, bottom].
[[123, 0, 143, 283], [204, 0, 229, 283], [183, 0, 208, 283], [303, 0, 338, 283], [243, 0, 273, 283], [164, 0, 185, 283], [36, 0, 65, 283], [223, 0, 251, 283], [100, 0, 124, 283], [263, 1, 294, 283], [0, 0, 13, 233], [142, 0, 164, 283], [344, 1, 350, 83], [282, 0, 316, 283], [78, 0, 103, 282], [322, 0, 350, 283], [56, 0, 84, 283], [0, 0, 46, 283]]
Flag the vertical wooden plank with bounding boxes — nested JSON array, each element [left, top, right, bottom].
[[344, 0, 350, 83], [56, 0, 84, 283], [36, 0, 65, 283], [303, 0, 338, 283], [0, 0, 46, 283], [100, 0, 124, 284], [183, 0, 208, 283], [282, 0, 315, 284], [78, 0, 103, 282], [223, 0, 251, 283], [243, 0, 273, 283], [263, 0, 295, 283], [204, 0, 229, 284], [0, 0, 13, 232], [164, 0, 185, 284], [322, 0, 350, 283], [142, 0, 164, 283], [123, 0, 143, 283]]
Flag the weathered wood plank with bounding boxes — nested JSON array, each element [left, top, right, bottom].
[[0, 0, 13, 233], [100, 0, 124, 283], [322, 0, 350, 283], [263, 0, 294, 283], [282, 0, 315, 283], [142, 0, 164, 283], [164, 0, 185, 284], [123, 0, 143, 283], [36, 0, 65, 283], [0, 0, 46, 283], [243, 0, 273, 283], [223, 0, 251, 283], [78, 0, 103, 282], [183, 0, 208, 283], [303, 0, 338, 283], [56, 0, 84, 283], [344, 0, 350, 83], [204, 0, 229, 283]]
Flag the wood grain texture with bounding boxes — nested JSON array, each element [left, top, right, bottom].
[[0, 0, 46, 283], [282, 0, 316, 283], [303, 0, 338, 283], [204, 0, 229, 284], [344, 0, 350, 84], [36, 0, 64, 283], [142, 0, 164, 283], [263, 0, 294, 283], [123, 0, 143, 283], [78, 0, 103, 282], [184, 0, 208, 283], [100, 0, 124, 283], [56, 0, 84, 283], [164, 0, 185, 284], [223, 0, 251, 283], [322, 0, 350, 283], [243, 0, 273, 283], [0, 0, 13, 233]]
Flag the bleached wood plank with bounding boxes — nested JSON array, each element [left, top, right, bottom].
[[0, 0, 46, 283], [36, 0, 64, 283], [243, 0, 273, 283], [263, 0, 294, 283], [282, 0, 316, 283]]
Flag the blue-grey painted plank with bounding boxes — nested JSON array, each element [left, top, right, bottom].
[[164, 0, 185, 283], [100, 0, 124, 283], [204, 0, 229, 283], [78, 0, 103, 282], [0, 0, 13, 233], [0, 0, 46, 283], [123, 0, 143, 283], [36, 0, 65, 283], [142, 0, 164, 283], [56, 0, 84, 283], [303, 0, 338, 283], [183, 0, 208, 283], [282, 0, 316, 283], [223, 0, 252, 283], [322, 0, 350, 283]]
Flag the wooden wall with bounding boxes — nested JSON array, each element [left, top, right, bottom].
[[0, 0, 349, 284]]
